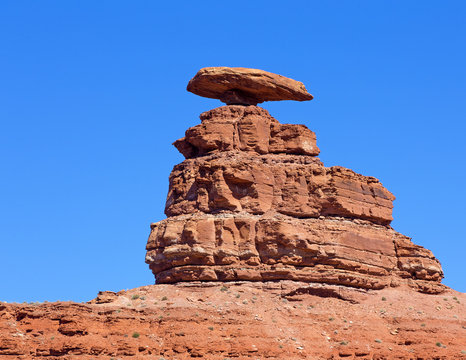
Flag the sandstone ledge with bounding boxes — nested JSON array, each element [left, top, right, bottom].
[[1, 282, 464, 359], [174, 105, 320, 158], [146, 213, 443, 293], [165, 151, 395, 225]]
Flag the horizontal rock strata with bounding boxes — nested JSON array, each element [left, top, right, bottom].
[[1, 68, 458, 360], [165, 152, 395, 225], [174, 105, 320, 158], [146, 103, 445, 294], [146, 213, 443, 293], [2, 283, 464, 359]]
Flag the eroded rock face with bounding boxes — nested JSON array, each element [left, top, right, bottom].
[[146, 213, 443, 293], [174, 106, 320, 158], [187, 67, 313, 105], [2, 283, 465, 359], [1, 69, 459, 360], [146, 102, 445, 293], [165, 152, 394, 225]]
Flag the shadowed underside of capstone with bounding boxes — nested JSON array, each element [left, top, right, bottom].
[[146, 67, 445, 294], [187, 67, 313, 105]]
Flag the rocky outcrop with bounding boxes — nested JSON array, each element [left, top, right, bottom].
[[1, 283, 465, 359], [146, 68, 445, 294], [146, 213, 443, 294], [169, 106, 393, 224], [187, 67, 313, 105], [0, 67, 461, 360], [174, 106, 319, 158], [165, 152, 394, 225]]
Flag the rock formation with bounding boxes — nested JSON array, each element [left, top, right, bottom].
[[187, 67, 313, 105], [2, 67, 464, 360], [2, 284, 465, 359], [146, 67, 444, 295]]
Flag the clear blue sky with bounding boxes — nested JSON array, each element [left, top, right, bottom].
[[1, 1, 465, 302]]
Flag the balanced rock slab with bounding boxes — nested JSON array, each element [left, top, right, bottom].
[[187, 67, 313, 105]]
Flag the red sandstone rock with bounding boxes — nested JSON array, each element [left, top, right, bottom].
[[145, 213, 443, 293], [174, 106, 320, 158], [149, 102, 445, 293], [187, 67, 313, 105], [165, 152, 394, 225], [1, 283, 464, 359], [1, 68, 459, 360]]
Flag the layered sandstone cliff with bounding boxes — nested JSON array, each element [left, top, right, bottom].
[[145, 70, 444, 295]]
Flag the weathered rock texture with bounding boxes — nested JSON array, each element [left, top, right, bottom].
[[1, 69, 463, 360], [1, 283, 465, 359], [165, 152, 394, 225], [146, 214, 443, 294], [187, 67, 313, 105], [174, 106, 319, 158], [146, 104, 445, 294]]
